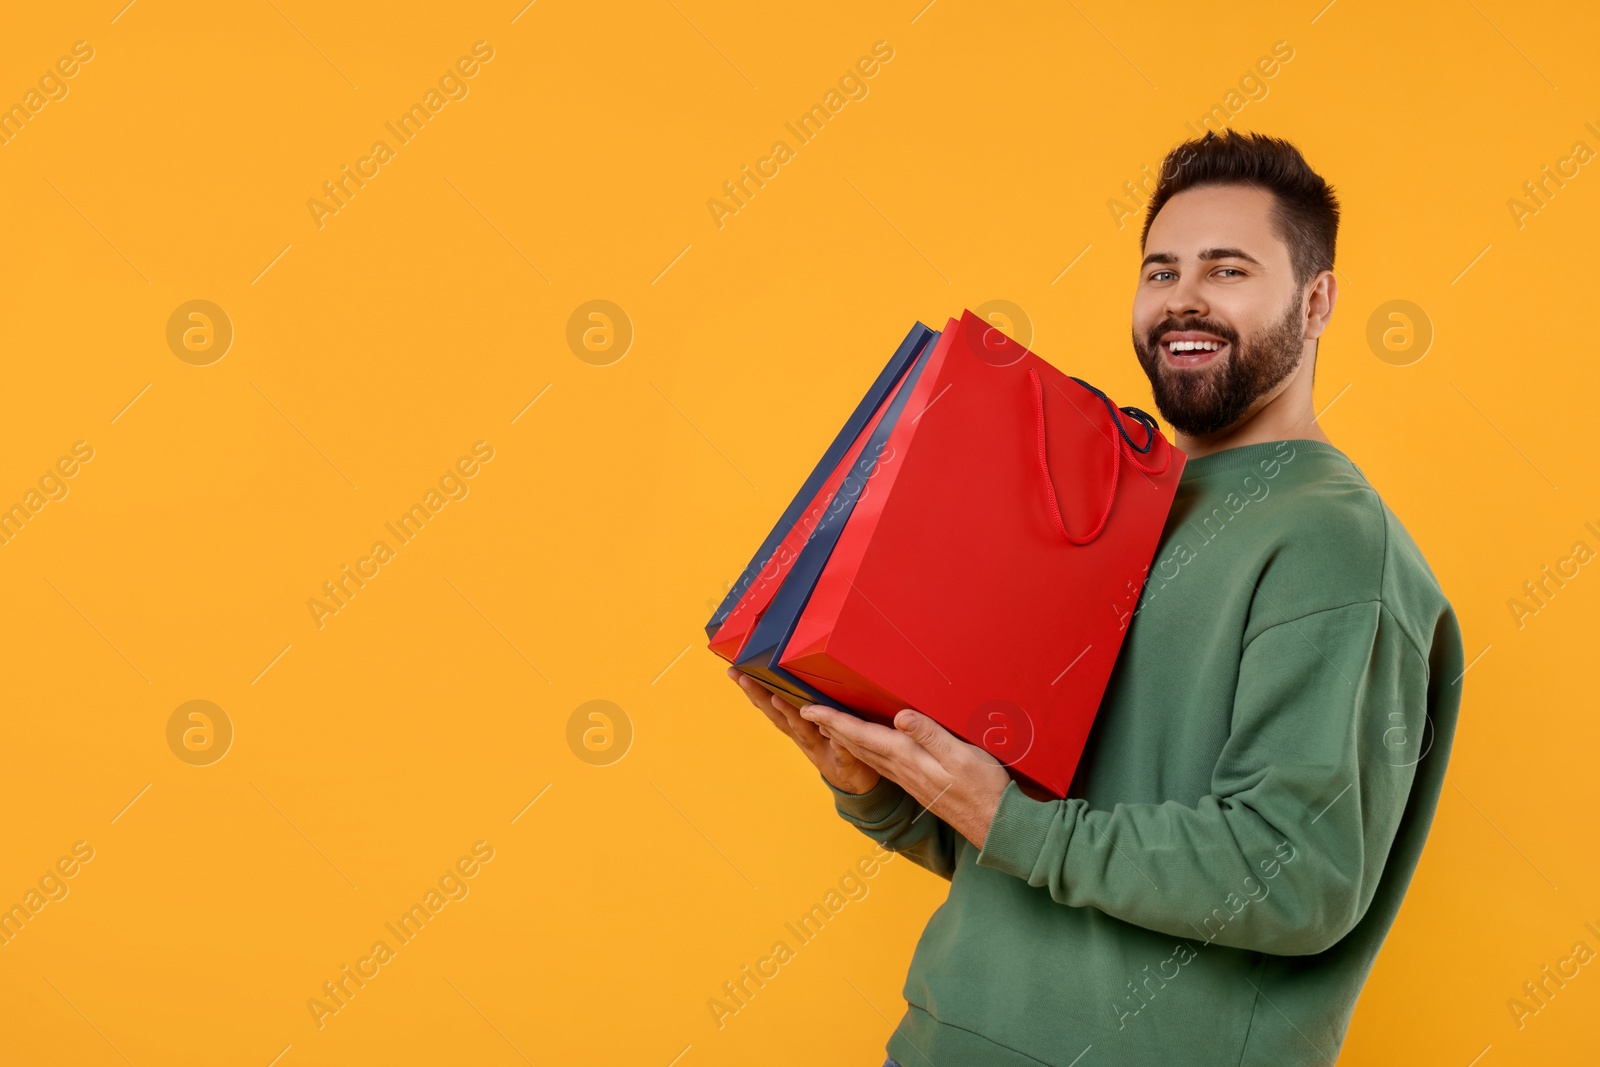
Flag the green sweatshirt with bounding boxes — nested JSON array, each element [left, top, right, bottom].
[[825, 438, 1465, 1067]]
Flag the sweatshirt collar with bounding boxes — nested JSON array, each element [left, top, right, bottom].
[[1176, 439, 1351, 479]]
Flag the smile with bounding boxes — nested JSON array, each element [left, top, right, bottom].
[[1160, 335, 1229, 367]]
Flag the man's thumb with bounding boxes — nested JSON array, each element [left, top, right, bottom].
[[895, 709, 938, 747]]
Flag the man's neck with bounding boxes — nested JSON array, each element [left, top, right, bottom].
[[1172, 356, 1333, 460]]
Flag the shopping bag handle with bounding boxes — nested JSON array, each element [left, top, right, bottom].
[[1028, 367, 1172, 545], [1067, 375, 1161, 455]]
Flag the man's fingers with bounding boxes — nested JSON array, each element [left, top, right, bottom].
[[732, 673, 777, 712], [732, 674, 816, 749], [753, 693, 798, 741], [768, 694, 839, 756], [751, 695, 802, 743], [816, 723, 876, 770], [788, 705, 885, 778], [895, 709, 950, 757], [894, 708, 1004, 769], [802, 705, 905, 762], [736, 677, 808, 736], [824, 730, 883, 774]]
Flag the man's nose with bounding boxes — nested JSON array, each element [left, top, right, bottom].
[[1164, 273, 1208, 319]]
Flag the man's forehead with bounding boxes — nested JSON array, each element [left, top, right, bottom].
[[1143, 184, 1285, 267]]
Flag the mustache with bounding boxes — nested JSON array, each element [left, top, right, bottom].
[[1148, 319, 1237, 350]]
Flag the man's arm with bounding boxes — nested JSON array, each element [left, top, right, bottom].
[[729, 671, 960, 883], [974, 599, 1442, 956], [729, 669, 961, 878], [823, 773, 962, 881]]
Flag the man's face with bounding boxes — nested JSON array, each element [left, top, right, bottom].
[[1131, 183, 1309, 437]]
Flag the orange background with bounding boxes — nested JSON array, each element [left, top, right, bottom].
[[0, 1, 1596, 1064]]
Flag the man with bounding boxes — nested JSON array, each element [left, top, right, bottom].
[[729, 129, 1464, 1066]]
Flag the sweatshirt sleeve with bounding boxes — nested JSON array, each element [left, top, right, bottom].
[[975, 599, 1438, 956], [823, 772, 961, 881]]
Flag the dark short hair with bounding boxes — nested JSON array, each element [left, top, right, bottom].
[[1139, 130, 1340, 292]]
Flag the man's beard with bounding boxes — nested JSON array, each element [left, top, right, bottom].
[[1132, 295, 1307, 437]]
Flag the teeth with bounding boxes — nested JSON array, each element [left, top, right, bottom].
[[1168, 340, 1223, 352]]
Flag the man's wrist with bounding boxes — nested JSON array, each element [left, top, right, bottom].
[[975, 779, 1060, 879], [822, 771, 906, 823], [831, 773, 883, 797]]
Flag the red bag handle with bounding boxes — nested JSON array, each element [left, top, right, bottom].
[[1028, 367, 1171, 545]]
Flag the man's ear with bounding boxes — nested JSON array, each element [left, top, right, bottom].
[[1305, 269, 1338, 336]]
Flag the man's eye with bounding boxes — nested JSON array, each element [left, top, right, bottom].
[[1149, 271, 1174, 282], [1216, 268, 1244, 277]]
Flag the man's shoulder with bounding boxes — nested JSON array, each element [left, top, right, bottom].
[[1249, 446, 1386, 595], [1370, 487, 1456, 662], [1246, 447, 1451, 655]]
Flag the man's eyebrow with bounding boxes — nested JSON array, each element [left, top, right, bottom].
[[1140, 247, 1265, 270]]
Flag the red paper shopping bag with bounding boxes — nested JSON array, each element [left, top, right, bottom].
[[706, 323, 938, 660], [707, 328, 930, 666], [778, 310, 1186, 798]]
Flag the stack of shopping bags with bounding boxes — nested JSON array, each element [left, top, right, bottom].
[[706, 310, 1186, 798]]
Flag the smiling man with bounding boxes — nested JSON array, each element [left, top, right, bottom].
[[730, 130, 1465, 1066]]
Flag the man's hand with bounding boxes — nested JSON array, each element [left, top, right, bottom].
[[799, 700, 1011, 850], [728, 667, 881, 795]]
